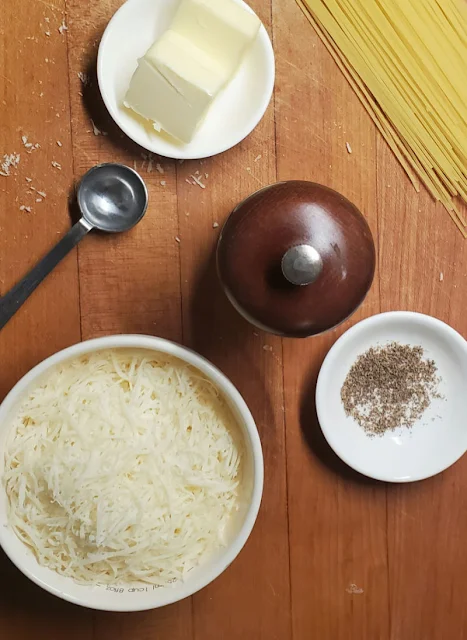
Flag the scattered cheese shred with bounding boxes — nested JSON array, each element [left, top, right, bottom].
[[4, 350, 243, 586], [90, 119, 104, 136], [77, 71, 90, 86], [21, 136, 40, 153], [190, 174, 206, 189], [0, 153, 20, 177]]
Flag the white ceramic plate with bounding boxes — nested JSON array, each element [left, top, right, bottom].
[[0, 335, 263, 611], [97, 0, 275, 159], [316, 312, 467, 482]]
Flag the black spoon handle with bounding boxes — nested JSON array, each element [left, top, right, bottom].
[[0, 218, 91, 331]]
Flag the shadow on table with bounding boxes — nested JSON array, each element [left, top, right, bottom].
[[188, 249, 240, 359], [188, 249, 279, 444], [80, 49, 138, 157], [78, 43, 173, 163], [0, 548, 81, 614], [299, 360, 385, 487]]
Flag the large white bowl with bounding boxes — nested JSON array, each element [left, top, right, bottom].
[[97, 0, 275, 159], [0, 335, 263, 611], [316, 312, 467, 482]]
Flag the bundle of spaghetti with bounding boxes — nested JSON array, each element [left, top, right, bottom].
[[297, 0, 467, 236]]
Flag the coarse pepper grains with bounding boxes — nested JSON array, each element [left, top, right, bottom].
[[340, 342, 441, 436]]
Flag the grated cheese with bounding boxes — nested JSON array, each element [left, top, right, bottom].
[[4, 350, 243, 586], [90, 119, 107, 136], [0, 153, 20, 177], [190, 174, 206, 189], [78, 71, 90, 86]]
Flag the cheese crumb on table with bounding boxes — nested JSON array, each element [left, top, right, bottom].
[[0, 153, 20, 177], [21, 135, 40, 152], [90, 119, 107, 136], [346, 583, 364, 594], [190, 174, 206, 189], [78, 71, 90, 86]]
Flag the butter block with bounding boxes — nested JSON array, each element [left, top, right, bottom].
[[125, 30, 226, 143], [171, 0, 261, 77]]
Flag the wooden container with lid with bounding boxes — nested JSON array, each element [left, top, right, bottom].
[[217, 181, 375, 338]]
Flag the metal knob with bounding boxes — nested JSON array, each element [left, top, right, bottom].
[[281, 244, 323, 286]]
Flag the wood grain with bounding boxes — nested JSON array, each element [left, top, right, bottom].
[[273, 2, 389, 639], [377, 135, 467, 640], [65, 0, 191, 637], [0, 0, 87, 638], [1, 0, 467, 638], [177, 3, 291, 635]]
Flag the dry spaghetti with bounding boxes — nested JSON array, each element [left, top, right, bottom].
[[297, 0, 467, 236]]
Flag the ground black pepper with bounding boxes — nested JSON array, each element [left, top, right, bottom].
[[340, 342, 441, 436]]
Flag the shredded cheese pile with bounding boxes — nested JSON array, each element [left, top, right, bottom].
[[3, 350, 243, 585]]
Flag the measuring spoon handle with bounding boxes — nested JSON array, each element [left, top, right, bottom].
[[0, 218, 92, 331]]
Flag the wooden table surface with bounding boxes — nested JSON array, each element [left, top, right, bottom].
[[1, 1, 467, 638]]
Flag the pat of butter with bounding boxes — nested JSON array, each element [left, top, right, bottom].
[[172, 0, 261, 77], [125, 30, 226, 143]]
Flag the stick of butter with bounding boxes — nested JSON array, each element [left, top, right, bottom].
[[125, 30, 226, 143], [171, 0, 261, 77], [124, 0, 261, 144]]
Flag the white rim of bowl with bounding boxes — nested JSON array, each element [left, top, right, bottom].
[[315, 311, 467, 483], [96, 0, 275, 160], [0, 335, 264, 611]]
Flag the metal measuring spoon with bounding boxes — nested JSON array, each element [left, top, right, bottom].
[[0, 163, 148, 331]]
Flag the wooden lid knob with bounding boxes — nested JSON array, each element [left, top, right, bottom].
[[217, 181, 375, 338]]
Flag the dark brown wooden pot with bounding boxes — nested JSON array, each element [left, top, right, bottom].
[[217, 181, 376, 338]]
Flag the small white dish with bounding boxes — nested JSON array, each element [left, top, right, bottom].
[[316, 312, 467, 482], [97, 0, 275, 160], [0, 335, 263, 611]]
